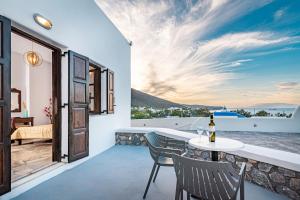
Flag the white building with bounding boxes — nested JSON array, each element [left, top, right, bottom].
[[0, 0, 130, 197]]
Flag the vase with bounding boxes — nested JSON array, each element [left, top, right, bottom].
[[23, 110, 29, 118]]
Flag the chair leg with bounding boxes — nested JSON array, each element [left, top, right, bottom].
[[180, 189, 183, 200], [175, 184, 180, 200], [240, 177, 245, 200], [143, 162, 157, 199], [187, 192, 191, 200], [153, 165, 160, 182]]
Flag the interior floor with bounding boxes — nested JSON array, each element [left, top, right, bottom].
[[11, 141, 54, 182]]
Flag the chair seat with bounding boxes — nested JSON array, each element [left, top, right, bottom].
[[157, 156, 174, 166]]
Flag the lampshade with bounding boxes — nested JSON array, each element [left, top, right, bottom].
[[24, 51, 43, 66]]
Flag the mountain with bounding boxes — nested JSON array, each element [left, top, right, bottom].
[[131, 88, 223, 110], [249, 103, 298, 109], [131, 88, 183, 109]]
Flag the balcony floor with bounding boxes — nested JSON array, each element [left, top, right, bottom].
[[13, 146, 288, 200]]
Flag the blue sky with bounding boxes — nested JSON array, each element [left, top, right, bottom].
[[97, 0, 300, 107]]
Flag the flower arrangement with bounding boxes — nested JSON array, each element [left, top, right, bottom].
[[44, 98, 53, 124]]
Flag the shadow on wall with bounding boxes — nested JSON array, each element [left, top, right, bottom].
[[292, 106, 300, 119]]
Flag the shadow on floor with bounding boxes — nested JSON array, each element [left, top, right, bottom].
[[13, 145, 288, 200]]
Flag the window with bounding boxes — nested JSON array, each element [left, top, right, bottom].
[[89, 63, 101, 114], [88, 61, 114, 115]]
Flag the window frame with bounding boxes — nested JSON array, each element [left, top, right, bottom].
[[88, 60, 102, 115]]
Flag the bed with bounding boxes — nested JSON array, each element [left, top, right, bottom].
[[11, 124, 53, 141]]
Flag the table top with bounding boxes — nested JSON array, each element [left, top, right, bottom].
[[189, 136, 244, 152]]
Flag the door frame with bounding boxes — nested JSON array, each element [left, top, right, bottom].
[[11, 27, 62, 162]]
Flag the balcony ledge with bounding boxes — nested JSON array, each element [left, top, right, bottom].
[[116, 127, 300, 172]]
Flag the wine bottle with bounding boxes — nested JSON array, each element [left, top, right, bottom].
[[209, 113, 216, 142]]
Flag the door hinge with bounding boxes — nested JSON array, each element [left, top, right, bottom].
[[61, 154, 68, 159], [101, 69, 108, 73], [61, 103, 68, 108], [61, 52, 68, 57]]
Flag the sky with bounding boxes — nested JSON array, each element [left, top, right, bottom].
[[96, 0, 300, 108]]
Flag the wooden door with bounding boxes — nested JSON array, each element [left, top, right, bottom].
[[68, 51, 89, 162], [0, 15, 11, 195], [107, 70, 114, 114]]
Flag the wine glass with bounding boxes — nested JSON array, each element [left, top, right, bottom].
[[196, 126, 208, 138]]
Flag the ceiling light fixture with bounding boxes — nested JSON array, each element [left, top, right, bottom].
[[33, 14, 52, 30], [25, 51, 43, 66], [24, 40, 43, 67]]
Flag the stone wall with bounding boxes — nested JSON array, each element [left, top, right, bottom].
[[188, 147, 300, 200], [116, 132, 300, 199]]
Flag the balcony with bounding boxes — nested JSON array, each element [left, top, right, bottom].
[[12, 145, 290, 200]]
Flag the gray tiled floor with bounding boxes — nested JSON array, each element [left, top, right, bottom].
[[13, 146, 289, 200]]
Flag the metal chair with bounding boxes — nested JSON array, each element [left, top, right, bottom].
[[172, 154, 246, 200], [143, 132, 186, 199]]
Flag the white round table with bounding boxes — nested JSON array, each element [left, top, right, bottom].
[[189, 136, 244, 161]]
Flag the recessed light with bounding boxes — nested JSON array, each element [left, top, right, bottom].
[[33, 14, 52, 30]]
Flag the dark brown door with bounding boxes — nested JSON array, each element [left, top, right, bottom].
[[68, 51, 89, 162], [107, 70, 114, 114], [0, 15, 11, 195]]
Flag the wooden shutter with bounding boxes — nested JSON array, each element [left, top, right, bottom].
[[107, 70, 114, 114], [94, 68, 101, 113], [0, 15, 11, 195], [88, 63, 101, 114], [68, 51, 89, 162]]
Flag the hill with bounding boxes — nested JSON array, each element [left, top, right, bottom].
[[250, 103, 298, 109], [131, 88, 183, 109], [131, 88, 222, 110]]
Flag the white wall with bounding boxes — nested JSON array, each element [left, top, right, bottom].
[[131, 107, 300, 133], [11, 52, 27, 118], [29, 61, 52, 125], [0, 0, 131, 157]]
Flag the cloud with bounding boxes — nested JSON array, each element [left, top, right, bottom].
[[245, 47, 300, 57], [96, 0, 300, 105], [277, 82, 299, 90], [144, 65, 177, 96], [274, 8, 286, 21]]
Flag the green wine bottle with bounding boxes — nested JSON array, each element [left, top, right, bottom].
[[209, 113, 215, 142]]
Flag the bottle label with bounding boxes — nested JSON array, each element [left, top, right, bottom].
[[209, 126, 215, 132]]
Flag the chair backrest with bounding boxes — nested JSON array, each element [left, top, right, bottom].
[[144, 132, 167, 161], [172, 154, 242, 200]]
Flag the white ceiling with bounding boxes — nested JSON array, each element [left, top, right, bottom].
[[11, 32, 53, 63]]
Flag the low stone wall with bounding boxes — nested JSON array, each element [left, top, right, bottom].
[[116, 132, 300, 200]]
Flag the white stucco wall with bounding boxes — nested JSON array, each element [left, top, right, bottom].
[[1, 0, 131, 157], [131, 107, 300, 133], [29, 60, 52, 125], [11, 52, 27, 118]]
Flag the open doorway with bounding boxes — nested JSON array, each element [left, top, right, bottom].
[[10, 29, 61, 182]]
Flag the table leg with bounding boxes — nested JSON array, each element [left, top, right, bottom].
[[211, 151, 218, 161]]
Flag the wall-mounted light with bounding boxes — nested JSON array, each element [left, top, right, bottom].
[[33, 14, 52, 30]]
